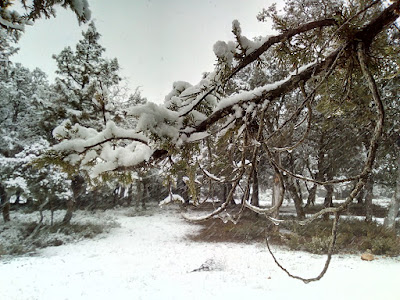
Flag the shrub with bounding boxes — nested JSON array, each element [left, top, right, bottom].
[[0, 210, 119, 258], [371, 237, 399, 255], [304, 236, 332, 254], [189, 212, 400, 256], [284, 218, 400, 256]]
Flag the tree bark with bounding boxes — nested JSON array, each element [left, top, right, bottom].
[[2, 199, 10, 222], [223, 183, 235, 205], [136, 180, 142, 209], [62, 198, 74, 224], [126, 184, 133, 206], [142, 179, 149, 210], [63, 175, 84, 224], [364, 176, 374, 223], [323, 169, 334, 221], [286, 177, 305, 220], [177, 172, 189, 204], [306, 135, 325, 207], [356, 187, 364, 204], [271, 154, 283, 219], [384, 154, 400, 229], [0, 183, 10, 222], [306, 184, 317, 207], [251, 168, 259, 207]]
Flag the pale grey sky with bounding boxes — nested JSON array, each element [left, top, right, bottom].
[[14, 0, 276, 103]]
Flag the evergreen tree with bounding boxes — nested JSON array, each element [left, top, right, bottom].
[[52, 21, 121, 130], [0, 0, 90, 39], [0, 62, 65, 222], [50, 1, 400, 242]]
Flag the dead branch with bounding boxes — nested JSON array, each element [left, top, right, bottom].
[[266, 212, 340, 283]]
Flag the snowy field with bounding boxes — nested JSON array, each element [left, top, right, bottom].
[[1, 206, 399, 300]]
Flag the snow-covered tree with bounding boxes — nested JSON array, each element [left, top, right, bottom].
[[52, 0, 399, 199], [0, 63, 51, 155], [0, 0, 90, 40], [52, 21, 121, 130], [0, 62, 70, 222], [0, 27, 18, 78], [48, 0, 400, 279]]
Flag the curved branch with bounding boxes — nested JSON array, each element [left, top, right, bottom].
[[355, 1, 400, 48], [196, 48, 341, 133], [298, 41, 385, 224], [271, 101, 313, 153], [176, 18, 338, 118], [183, 145, 248, 222], [264, 152, 364, 186], [80, 136, 148, 154], [266, 212, 340, 283], [228, 18, 337, 80]]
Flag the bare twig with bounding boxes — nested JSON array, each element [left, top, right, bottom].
[[266, 212, 340, 283]]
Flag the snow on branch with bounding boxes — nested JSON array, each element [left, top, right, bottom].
[[50, 0, 400, 180], [53, 120, 149, 153], [52, 120, 153, 177], [0, 15, 25, 31], [159, 194, 185, 207], [0, 0, 91, 35]]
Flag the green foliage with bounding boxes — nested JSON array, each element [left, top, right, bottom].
[[185, 164, 199, 204], [33, 150, 79, 177], [189, 210, 400, 256], [306, 236, 332, 254], [52, 21, 121, 130], [0, 211, 118, 257], [188, 210, 274, 243], [370, 236, 399, 255], [285, 218, 400, 256]]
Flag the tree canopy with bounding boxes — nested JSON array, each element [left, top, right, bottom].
[[52, 0, 400, 214], [1, 0, 400, 283], [0, 0, 90, 43]]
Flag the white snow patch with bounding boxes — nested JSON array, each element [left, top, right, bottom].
[[0, 208, 398, 300], [159, 194, 185, 206]]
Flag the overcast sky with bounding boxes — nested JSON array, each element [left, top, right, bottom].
[[14, 0, 276, 103]]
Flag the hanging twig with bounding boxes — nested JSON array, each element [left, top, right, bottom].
[[266, 212, 340, 283]]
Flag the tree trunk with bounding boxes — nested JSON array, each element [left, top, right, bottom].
[[119, 186, 126, 205], [136, 180, 142, 209], [356, 187, 364, 204], [271, 173, 281, 219], [364, 176, 374, 223], [223, 183, 235, 205], [384, 155, 400, 229], [62, 198, 74, 224], [271, 152, 285, 222], [306, 136, 325, 208], [0, 183, 10, 222], [113, 185, 119, 207], [284, 154, 305, 220], [251, 168, 259, 207], [15, 188, 21, 205], [176, 172, 189, 204], [323, 170, 334, 221], [286, 177, 305, 220], [142, 179, 148, 210], [306, 184, 317, 207], [2, 199, 10, 223], [63, 175, 84, 224], [126, 184, 133, 206]]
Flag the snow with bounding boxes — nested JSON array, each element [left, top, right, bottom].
[[186, 131, 210, 142], [159, 194, 185, 206], [0, 16, 25, 31], [213, 40, 235, 65], [202, 169, 225, 182], [1, 207, 398, 300]]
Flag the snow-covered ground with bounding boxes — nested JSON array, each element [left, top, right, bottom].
[[1, 206, 399, 300]]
